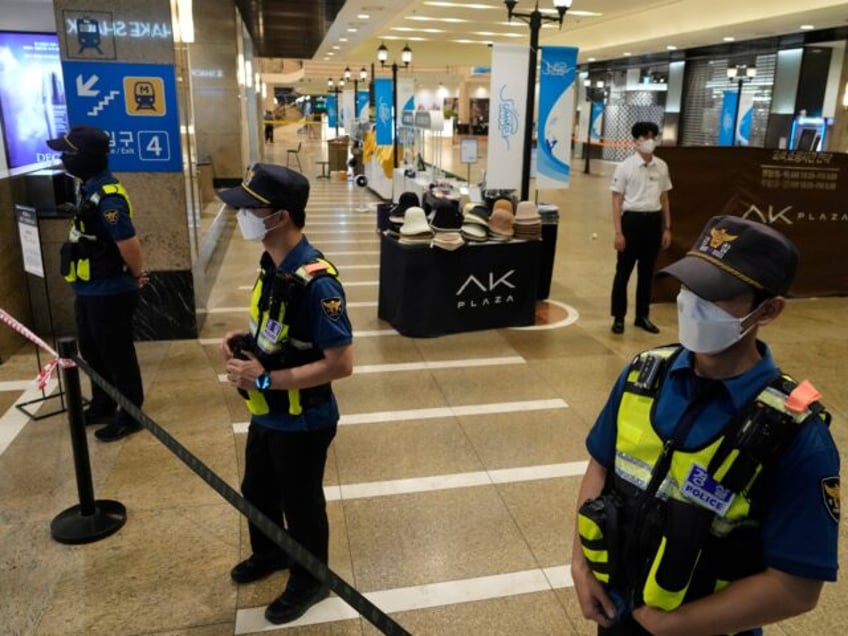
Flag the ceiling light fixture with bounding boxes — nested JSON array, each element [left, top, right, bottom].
[[723, 36, 735, 42], [800, 24, 815, 30]]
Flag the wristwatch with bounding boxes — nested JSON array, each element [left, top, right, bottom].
[[255, 372, 271, 392]]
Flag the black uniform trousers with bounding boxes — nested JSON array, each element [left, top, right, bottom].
[[75, 291, 144, 418], [610, 211, 663, 321], [598, 616, 757, 635], [242, 422, 337, 592]]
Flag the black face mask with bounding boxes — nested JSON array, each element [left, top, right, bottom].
[[61, 151, 107, 180]]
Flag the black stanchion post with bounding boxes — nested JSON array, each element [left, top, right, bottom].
[[50, 337, 127, 544]]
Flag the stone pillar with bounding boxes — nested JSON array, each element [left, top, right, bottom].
[[827, 45, 848, 153], [52, 0, 197, 339]]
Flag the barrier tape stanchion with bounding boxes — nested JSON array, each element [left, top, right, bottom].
[[73, 353, 411, 636], [51, 337, 127, 544]]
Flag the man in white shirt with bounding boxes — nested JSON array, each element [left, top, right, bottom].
[[609, 122, 673, 335]]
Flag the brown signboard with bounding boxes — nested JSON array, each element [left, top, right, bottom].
[[653, 147, 848, 301]]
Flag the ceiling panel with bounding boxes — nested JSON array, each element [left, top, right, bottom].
[[235, 0, 345, 58]]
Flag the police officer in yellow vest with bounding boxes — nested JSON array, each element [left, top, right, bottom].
[[218, 164, 354, 625], [47, 126, 147, 442], [572, 216, 840, 635]]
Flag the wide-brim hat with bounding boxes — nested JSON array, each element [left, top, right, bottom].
[[658, 215, 799, 301]]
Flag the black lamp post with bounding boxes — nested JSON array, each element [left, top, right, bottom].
[[504, 0, 572, 201], [354, 67, 367, 126], [328, 77, 343, 138], [583, 79, 605, 175], [377, 42, 413, 169], [727, 64, 757, 146]]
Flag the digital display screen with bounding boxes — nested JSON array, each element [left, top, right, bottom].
[[0, 32, 67, 172]]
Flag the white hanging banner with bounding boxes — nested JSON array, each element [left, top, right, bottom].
[[343, 88, 356, 135], [536, 46, 579, 189], [486, 43, 529, 191]]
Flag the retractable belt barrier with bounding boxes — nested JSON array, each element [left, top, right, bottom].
[[72, 353, 411, 636], [0, 307, 410, 635]]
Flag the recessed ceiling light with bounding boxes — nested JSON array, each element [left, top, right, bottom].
[[666, 45, 677, 50], [588, 57, 596, 62], [407, 16, 468, 23], [800, 24, 815, 30], [391, 27, 445, 33], [339, 37, 348, 42], [623, 52, 632, 56], [723, 36, 735, 42], [347, 27, 358, 32], [472, 31, 523, 38], [327, 52, 335, 56], [356, 14, 370, 19], [425, 1, 493, 8], [332, 45, 340, 50]]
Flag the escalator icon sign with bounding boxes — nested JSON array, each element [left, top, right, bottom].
[[123, 77, 166, 116]]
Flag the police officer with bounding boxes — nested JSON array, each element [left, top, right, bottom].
[[47, 126, 147, 442], [218, 164, 354, 625], [572, 216, 840, 635]]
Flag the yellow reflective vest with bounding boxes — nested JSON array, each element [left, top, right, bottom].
[[241, 257, 339, 417], [610, 345, 828, 612], [61, 183, 134, 283]]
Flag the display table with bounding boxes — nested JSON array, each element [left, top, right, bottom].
[[378, 235, 541, 337]]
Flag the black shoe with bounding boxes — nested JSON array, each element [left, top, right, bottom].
[[83, 407, 115, 426], [611, 318, 625, 334], [634, 317, 660, 334], [265, 584, 330, 625], [94, 418, 143, 442], [230, 554, 292, 584]]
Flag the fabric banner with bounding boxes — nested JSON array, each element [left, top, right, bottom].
[[326, 95, 338, 130], [375, 78, 393, 145], [398, 77, 414, 117], [590, 101, 604, 143], [536, 46, 579, 190], [652, 147, 848, 300], [486, 43, 529, 191], [356, 91, 369, 124], [342, 88, 355, 134], [719, 90, 754, 146]]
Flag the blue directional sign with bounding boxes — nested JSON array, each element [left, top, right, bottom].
[[61, 61, 182, 172]]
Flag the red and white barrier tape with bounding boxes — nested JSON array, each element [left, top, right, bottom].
[[0, 309, 75, 390]]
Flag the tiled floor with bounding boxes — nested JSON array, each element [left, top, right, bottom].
[[0, 125, 845, 635]]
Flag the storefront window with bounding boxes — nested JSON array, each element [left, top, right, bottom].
[[600, 66, 669, 162]]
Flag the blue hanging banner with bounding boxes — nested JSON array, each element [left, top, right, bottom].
[[590, 101, 604, 142], [375, 78, 393, 145], [536, 45, 579, 189], [356, 90, 369, 123], [326, 95, 338, 129], [718, 90, 737, 146]]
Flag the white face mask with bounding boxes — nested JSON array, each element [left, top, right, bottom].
[[677, 288, 760, 354], [636, 138, 657, 154], [236, 208, 281, 241]]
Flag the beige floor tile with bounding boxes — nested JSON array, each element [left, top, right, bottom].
[[412, 330, 516, 360], [332, 369, 447, 415], [431, 364, 560, 406], [343, 487, 537, 591], [458, 409, 588, 470], [496, 478, 582, 568], [361, 590, 574, 636], [334, 417, 483, 484], [348, 333, 422, 366], [0, 390, 19, 415], [33, 504, 237, 636], [553, 587, 600, 636], [146, 623, 235, 636]]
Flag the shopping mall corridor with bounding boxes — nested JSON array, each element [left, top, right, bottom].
[[0, 123, 846, 635]]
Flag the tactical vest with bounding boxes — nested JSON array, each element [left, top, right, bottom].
[[60, 183, 134, 283], [579, 345, 829, 616], [241, 256, 340, 417]]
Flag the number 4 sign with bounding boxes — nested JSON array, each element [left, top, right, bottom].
[[138, 131, 171, 161]]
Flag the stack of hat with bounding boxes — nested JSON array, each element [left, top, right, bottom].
[[461, 203, 489, 243], [389, 192, 421, 226], [399, 206, 434, 246], [429, 199, 465, 251], [513, 201, 542, 240], [488, 199, 514, 242]]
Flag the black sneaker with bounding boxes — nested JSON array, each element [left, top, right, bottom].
[[634, 317, 660, 334], [83, 407, 115, 426], [265, 584, 330, 624], [230, 554, 292, 584], [611, 318, 625, 334], [94, 418, 143, 442]]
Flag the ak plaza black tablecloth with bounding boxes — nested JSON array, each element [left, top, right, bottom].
[[377, 235, 542, 337]]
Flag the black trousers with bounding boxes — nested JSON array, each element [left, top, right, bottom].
[[241, 423, 337, 591], [598, 616, 757, 635], [610, 212, 663, 320], [75, 291, 143, 416]]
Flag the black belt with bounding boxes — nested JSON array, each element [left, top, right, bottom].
[[623, 210, 661, 214]]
